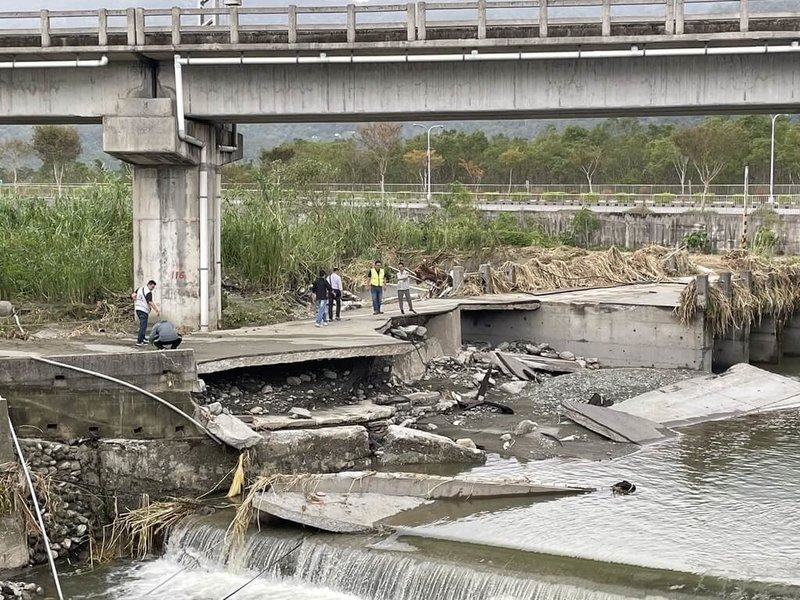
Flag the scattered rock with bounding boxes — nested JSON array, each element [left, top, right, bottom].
[[286, 376, 302, 386], [289, 407, 313, 419], [558, 351, 576, 361], [229, 386, 242, 397], [456, 438, 478, 450], [426, 423, 438, 431], [513, 419, 538, 436], [260, 384, 274, 394], [403, 391, 441, 406], [299, 374, 312, 383], [249, 406, 264, 415], [499, 381, 528, 395], [379, 426, 485, 465], [207, 402, 223, 416], [322, 369, 338, 380], [500, 433, 513, 442]]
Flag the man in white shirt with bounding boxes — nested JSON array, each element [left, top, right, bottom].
[[396, 262, 416, 315], [328, 267, 343, 321], [132, 280, 160, 346]]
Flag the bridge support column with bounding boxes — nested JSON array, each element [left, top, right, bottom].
[[103, 99, 242, 331]]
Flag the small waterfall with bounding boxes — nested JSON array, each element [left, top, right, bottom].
[[164, 518, 646, 600]]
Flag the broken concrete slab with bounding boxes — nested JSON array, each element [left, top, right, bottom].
[[493, 351, 585, 377], [267, 471, 594, 499], [611, 363, 800, 427], [205, 413, 263, 450], [561, 401, 670, 444], [250, 403, 395, 431], [379, 425, 485, 466], [251, 426, 371, 474], [253, 491, 428, 533]]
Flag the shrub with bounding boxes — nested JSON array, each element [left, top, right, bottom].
[[682, 230, 708, 251], [580, 193, 600, 205], [654, 193, 676, 205]]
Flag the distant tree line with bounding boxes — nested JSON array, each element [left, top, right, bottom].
[[4, 116, 800, 192]]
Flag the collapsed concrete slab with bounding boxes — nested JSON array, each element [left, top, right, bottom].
[[561, 401, 670, 444], [267, 471, 593, 499], [253, 471, 594, 533], [254, 491, 429, 533], [611, 363, 800, 427], [378, 425, 485, 466]]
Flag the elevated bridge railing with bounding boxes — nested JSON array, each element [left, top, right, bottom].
[[0, 0, 797, 51]]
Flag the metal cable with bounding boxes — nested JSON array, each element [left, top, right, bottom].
[[30, 356, 223, 446], [7, 416, 66, 600]]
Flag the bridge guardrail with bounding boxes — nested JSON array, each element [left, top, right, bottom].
[[0, 0, 796, 50]]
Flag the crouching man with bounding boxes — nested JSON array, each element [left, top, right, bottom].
[[150, 320, 183, 350]]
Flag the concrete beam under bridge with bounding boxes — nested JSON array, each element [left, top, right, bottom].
[[162, 53, 800, 121], [2, 52, 800, 125]]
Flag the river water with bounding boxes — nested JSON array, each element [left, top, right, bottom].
[[45, 409, 800, 599]]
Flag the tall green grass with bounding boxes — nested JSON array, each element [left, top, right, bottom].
[[0, 177, 132, 304], [1, 176, 552, 304]]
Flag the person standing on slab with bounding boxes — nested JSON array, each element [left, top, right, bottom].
[[132, 280, 159, 346], [367, 260, 386, 315], [313, 270, 332, 327], [397, 262, 416, 315], [150, 320, 182, 350], [328, 267, 343, 321]]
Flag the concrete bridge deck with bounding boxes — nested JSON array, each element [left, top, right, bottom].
[[0, 0, 797, 58], [0, 294, 541, 373], [0, 284, 693, 374]]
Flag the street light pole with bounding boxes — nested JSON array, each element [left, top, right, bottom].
[[769, 113, 787, 204], [413, 123, 443, 203]]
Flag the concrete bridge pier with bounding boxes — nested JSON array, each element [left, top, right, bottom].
[[103, 99, 242, 330]]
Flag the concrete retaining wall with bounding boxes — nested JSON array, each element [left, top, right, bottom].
[[4, 389, 203, 441], [462, 302, 712, 370], [532, 211, 798, 254], [0, 351, 198, 394]]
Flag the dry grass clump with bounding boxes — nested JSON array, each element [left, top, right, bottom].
[[0, 463, 57, 535], [676, 253, 800, 336], [94, 495, 201, 562], [460, 245, 695, 295]]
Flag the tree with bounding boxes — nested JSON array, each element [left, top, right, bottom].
[[498, 147, 525, 192], [0, 139, 34, 185], [356, 123, 402, 194], [403, 149, 443, 190], [459, 158, 485, 187], [672, 119, 743, 206], [645, 137, 689, 193], [574, 146, 603, 193], [31, 125, 82, 195]]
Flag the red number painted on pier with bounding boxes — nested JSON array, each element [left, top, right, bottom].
[[172, 271, 186, 280]]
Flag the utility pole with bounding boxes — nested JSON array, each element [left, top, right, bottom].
[[413, 123, 443, 204], [769, 113, 787, 204]]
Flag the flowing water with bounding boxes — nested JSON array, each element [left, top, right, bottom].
[[42, 409, 800, 599]]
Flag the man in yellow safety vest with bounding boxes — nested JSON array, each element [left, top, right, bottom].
[[367, 260, 386, 315]]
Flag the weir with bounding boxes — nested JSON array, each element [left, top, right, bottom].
[[105, 515, 788, 600]]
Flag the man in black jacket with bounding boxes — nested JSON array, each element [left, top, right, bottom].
[[313, 270, 332, 327]]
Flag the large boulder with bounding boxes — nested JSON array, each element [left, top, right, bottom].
[[379, 425, 485, 466]]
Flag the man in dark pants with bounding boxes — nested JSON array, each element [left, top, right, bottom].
[[328, 267, 343, 321], [132, 280, 159, 346], [150, 320, 183, 350], [367, 260, 386, 315]]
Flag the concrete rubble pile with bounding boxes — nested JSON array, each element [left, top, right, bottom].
[[0, 582, 43, 600]]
